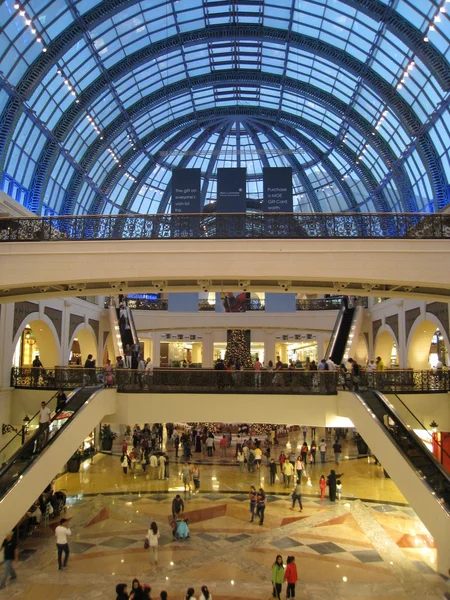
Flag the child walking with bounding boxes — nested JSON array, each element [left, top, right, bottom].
[[319, 474, 326, 501], [336, 479, 343, 501]]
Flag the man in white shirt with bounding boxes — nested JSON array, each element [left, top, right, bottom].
[[283, 460, 294, 488], [149, 453, 158, 480], [137, 356, 146, 389], [326, 358, 336, 371], [253, 357, 262, 388], [38, 401, 51, 450], [145, 358, 153, 388], [158, 454, 166, 480], [319, 439, 327, 464], [55, 518, 71, 570]]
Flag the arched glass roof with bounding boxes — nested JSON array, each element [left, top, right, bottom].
[[0, 0, 449, 215]]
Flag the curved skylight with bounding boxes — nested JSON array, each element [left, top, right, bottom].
[[0, 0, 449, 216]]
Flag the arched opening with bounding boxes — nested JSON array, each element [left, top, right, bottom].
[[69, 327, 97, 366], [428, 329, 448, 368], [408, 319, 450, 369], [374, 330, 398, 369], [12, 320, 59, 368]]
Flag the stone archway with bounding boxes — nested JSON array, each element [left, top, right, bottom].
[[407, 317, 450, 369], [69, 325, 97, 366], [12, 316, 61, 368], [374, 328, 398, 368]]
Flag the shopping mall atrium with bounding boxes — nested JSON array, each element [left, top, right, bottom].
[[0, 0, 450, 598]]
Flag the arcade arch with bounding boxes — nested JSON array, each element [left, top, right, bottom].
[[69, 325, 98, 366], [407, 316, 450, 369], [12, 318, 60, 368], [374, 327, 399, 369]]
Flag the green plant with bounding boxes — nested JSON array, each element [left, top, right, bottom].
[[100, 424, 117, 441]]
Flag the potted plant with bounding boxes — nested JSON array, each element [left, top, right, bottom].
[[100, 424, 117, 451], [67, 450, 82, 473]]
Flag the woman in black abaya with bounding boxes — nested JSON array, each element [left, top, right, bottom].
[[327, 469, 344, 502]]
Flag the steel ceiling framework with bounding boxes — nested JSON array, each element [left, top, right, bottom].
[[0, 1, 449, 215]]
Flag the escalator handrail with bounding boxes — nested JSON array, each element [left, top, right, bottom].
[[125, 297, 139, 346], [356, 390, 450, 515], [0, 385, 102, 484], [392, 393, 450, 462], [325, 304, 346, 360], [0, 391, 59, 458], [370, 390, 450, 484]]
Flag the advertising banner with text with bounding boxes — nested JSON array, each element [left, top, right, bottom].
[[172, 168, 201, 213], [263, 167, 293, 212], [217, 168, 247, 213]]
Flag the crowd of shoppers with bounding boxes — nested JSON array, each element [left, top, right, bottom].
[[115, 581, 213, 599]]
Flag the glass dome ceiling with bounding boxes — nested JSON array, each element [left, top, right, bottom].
[[0, 0, 449, 216]]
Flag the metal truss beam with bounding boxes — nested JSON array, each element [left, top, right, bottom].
[[0, 25, 444, 213], [262, 125, 359, 211], [86, 106, 389, 214], [251, 116, 388, 212], [59, 70, 412, 214]]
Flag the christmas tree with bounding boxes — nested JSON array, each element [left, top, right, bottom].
[[224, 329, 253, 368]]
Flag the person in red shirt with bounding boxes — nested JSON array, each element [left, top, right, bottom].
[[284, 555, 298, 598], [319, 474, 327, 501], [219, 435, 227, 457]]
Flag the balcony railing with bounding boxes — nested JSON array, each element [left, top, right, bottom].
[[198, 300, 216, 311], [296, 297, 344, 310], [126, 298, 168, 311], [360, 369, 450, 392], [0, 212, 449, 242], [10, 367, 450, 394], [11, 366, 337, 394]]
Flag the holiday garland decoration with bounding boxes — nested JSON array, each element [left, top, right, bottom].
[[224, 329, 253, 368]]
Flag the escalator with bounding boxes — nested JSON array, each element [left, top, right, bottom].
[[325, 298, 355, 364], [0, 386, 116, 537], [110, 296, 139, 366], [339, 389, 450, 573], [0, 392, 57, 465]]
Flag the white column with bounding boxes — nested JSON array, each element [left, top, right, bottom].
[[0, 303, 15, 388], [263, 331, 276, 365], [396, 301, 407, 368], [316, 333, 325, 360], [61, 300, 71, 366], [151, 334, 160, 367], [202, 331, 214, 368]]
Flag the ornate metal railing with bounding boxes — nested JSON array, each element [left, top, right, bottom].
[[360, 369, 450, 392], [198, 300, 216, 311], [11, 366, 338, 394], [126, 298, 168, 311], [296, 297, 345, 310], [0, 212, 449, 241], [11, 366, 450, 394]]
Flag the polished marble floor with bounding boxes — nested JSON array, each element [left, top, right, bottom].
[[0, 429, 448, 600]]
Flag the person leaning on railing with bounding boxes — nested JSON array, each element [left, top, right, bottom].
[[84, 355, 96, 385]]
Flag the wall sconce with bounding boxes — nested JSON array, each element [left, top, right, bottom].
[[429, 420, 438, 432], [25, 332, 36, 346]]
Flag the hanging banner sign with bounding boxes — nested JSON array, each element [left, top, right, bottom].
[[172, 168, 201, 213], [263, 167, 293, 212], [217, 168, 246, 213]]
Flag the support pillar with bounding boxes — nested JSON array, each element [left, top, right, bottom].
[[151, 335, 160, 368], [202, 331, 213, 368], [263, 331, 276, 365]]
